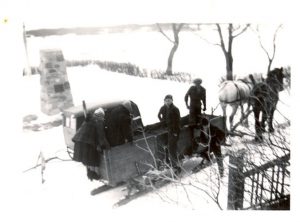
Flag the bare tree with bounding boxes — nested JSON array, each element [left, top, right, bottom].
[[157, 23, 185, 75], [187, 24, 250, 80], [253, 24, 283, 74], [216, 24, 250, 80]]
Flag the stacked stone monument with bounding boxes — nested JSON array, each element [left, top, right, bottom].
[[40, 49, 74, 115]]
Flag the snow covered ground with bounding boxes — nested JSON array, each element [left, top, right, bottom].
[[16, 65, 228, 221], [0, 3, 296, 220], [0, 23, 292, 221], [16, 63, 291, 221]]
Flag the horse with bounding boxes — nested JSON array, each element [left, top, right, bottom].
[[218, 73, 264, 131], [251, 67, 285, 141]]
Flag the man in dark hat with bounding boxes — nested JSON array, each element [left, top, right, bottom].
[[194, 117, 225, 177], [184, 78, 206, 155], [164, 94, 181, 172], [185, 78, 206, 125], [157, 95, 169, 127]]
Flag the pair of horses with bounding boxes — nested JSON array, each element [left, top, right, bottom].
[[218, 68, 285, 141]]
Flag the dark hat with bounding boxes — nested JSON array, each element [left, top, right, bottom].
[[164, 94, 173, 100], [201, 117, 209, 126], [193, 78, 202, 84]]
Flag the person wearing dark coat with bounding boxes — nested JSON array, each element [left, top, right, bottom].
[[165, 94, 181, 170], [184, 78, 206, 125], [72, 108, 110, 180], [104, 101, 133, 147], [184, 78, 207, 155], [195, 117, 225, 177], [157, 97, 168, 127]]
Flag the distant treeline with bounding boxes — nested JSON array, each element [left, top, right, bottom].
[[26, 23, 178, 37], [25, 59, 192, 83]]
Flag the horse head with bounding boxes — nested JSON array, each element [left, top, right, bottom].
[[267, 67, 285, 92]]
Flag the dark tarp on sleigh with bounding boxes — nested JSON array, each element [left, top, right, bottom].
[[62, 100, 226, 186]]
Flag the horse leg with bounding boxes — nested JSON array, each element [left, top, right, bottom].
[[253, 103, 263, 142], [244, 100, 251, 127], [221, 103, 228, 131], [229, 104, 238, 131], [261, 106, 268, 133], [240, 104, 244, 122], [245, 99, 251, 112], [240, 103, 249, 127], [268, 105, 276, 133]]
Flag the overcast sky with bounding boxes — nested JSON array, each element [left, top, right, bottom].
[[1, 0, 294, 29]]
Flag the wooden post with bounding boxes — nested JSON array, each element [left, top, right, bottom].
[[227, 149, 246, 210], [23, 23, 31, 76], [82, 100, 87, 119]]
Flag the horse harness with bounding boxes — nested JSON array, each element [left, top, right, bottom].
[[220, 79, 252, 104]]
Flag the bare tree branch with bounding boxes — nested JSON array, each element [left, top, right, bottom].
[[23, 149, 73, 174], [216, 24, 227, 54], [156, 23, 174, 43], [186, 26, 220, 46], [255, 25, 271, 60], [232, 24, 250, 38], [23, 156, 72, 173], [174, 23, 185, 33], [271, 24, 283, 61], [253, 24, 282, 73]]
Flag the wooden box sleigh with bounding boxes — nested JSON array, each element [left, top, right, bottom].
[[62, 100, 226, 187]]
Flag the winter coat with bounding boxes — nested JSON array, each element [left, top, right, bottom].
[[104, 105, 133, 146], [166, 103, 181, 135], [72, 117, 109, 166], [184, 85, 206, 109], [158, 104, 168, 125]]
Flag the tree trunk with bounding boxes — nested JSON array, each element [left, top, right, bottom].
[[226, 24, 234, 80], [267, 59, 272, 74], [226, 53, 233, 80], [166, 24, 181, 75], [23, 23, 32, 76], [166, 42, 179, 75], [217, 23, 249, 81]]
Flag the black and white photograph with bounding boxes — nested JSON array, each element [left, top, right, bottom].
[[1, 0, 296, 221]]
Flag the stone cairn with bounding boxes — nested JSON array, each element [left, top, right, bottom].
[[40, 49, 74, 115]]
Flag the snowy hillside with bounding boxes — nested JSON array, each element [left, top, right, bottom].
[[16, 22, 292, 220], [18, 65, 232, 222], [17, 63, 291, 221]]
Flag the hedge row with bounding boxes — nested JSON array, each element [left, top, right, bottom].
[[149, 69, 192, 83], [67, 60, 192, 83], [24, 59, 192, 83]]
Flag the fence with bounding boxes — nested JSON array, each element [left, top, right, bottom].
[[227, 150, 290, 210]]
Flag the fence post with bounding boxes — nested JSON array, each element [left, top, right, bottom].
[[227, 149, 246, 210]]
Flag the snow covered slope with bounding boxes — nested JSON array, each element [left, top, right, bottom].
[[17, 64, 291, 221]]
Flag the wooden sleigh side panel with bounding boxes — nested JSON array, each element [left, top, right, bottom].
[[99, 135, 157, 186]]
